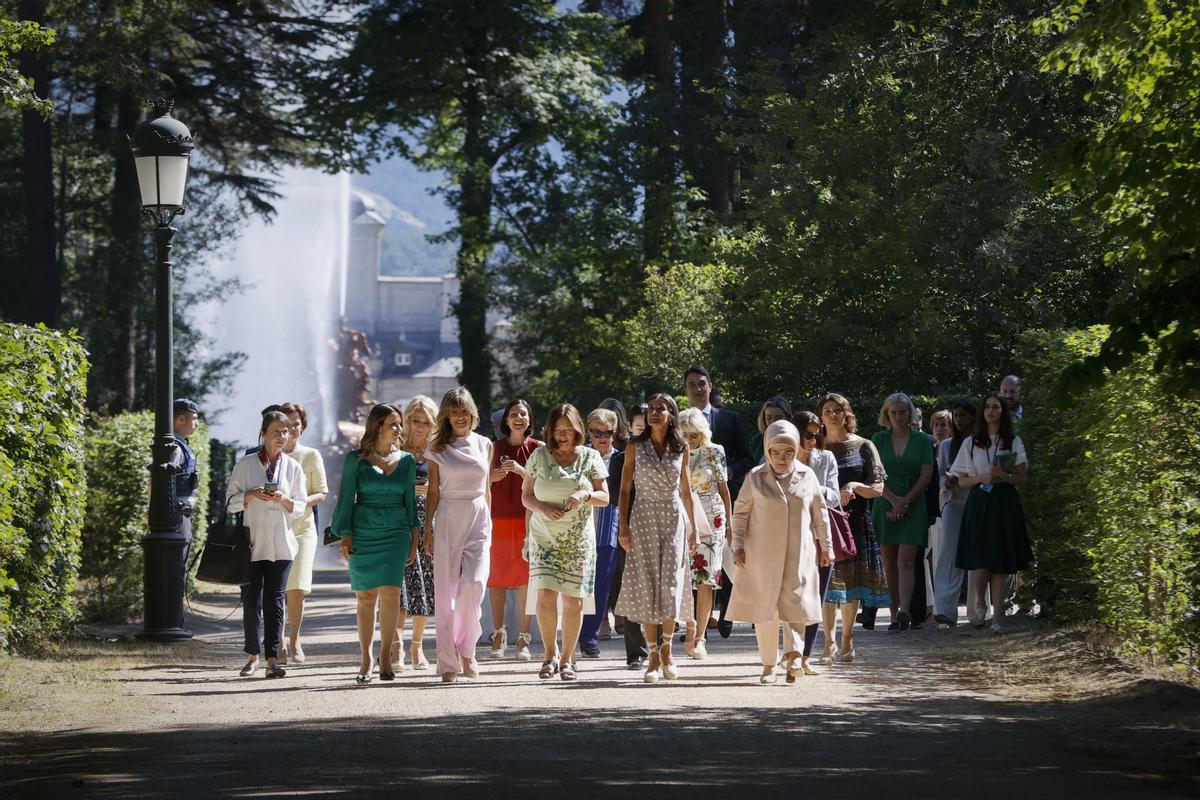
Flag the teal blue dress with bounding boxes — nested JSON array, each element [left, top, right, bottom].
[[332, 451, 416, 591]]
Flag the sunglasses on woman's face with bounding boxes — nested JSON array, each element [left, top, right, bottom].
[[802, 431, 819, 440], [588, 429, 614, 439]]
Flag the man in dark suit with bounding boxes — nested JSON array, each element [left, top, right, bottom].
[[683, 365, 753, 637]]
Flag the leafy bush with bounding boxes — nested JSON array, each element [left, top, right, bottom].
[[80, 411, 210, 621], [1020, 327, 1200, 666], [0, 323, 88, 651]]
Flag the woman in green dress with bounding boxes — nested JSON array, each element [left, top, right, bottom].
[[870, 393, 934, 631], [332, 403, 419, 683], [521, 403, 609, 682]]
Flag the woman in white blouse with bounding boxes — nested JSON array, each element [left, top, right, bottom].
[[949, 392, 1032, 635], [226, 410, 309, 678]]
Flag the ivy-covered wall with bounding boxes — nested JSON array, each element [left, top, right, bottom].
[[0, 323, 88, 650], [1021, 326, 1200, 666]]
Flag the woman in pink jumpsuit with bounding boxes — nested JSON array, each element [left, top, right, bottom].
[[424, 387, 493, 683]]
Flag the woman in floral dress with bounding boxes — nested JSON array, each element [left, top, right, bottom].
[[521, 403, 610, 682], [398, 395, 437, 670], [817, 393, 890, 663], [678, 408, 731, 660]]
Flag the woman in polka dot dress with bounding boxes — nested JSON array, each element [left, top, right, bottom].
[[615, 393, 700, 684]]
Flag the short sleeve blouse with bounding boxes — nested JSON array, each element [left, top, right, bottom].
[[949, 434, 1028, 478]]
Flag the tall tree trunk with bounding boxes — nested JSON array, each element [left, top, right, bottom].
[[104, 92, 145, 412], [17, 0, 59, 326], [454, 9, 494, 413], [641, 0, 677, 261], [677, 0, 732, 222]]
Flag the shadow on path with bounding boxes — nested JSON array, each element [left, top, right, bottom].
[[2, 680, 1196, 799]]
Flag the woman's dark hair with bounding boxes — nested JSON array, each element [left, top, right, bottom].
[[635, 393, 687, 454], [757, 395, 794, 433], [630, 402, 649, 424], [359, 403, 404, 460], [279, 401, 308, 433], [259, 410, 289, 440], [598, 397, 631, 445], [972, 392, 1015, 451], [498, 399, 534, 440], [793, 410, 824, 450], [948, 396, 977, 462], [816, 392, 858, 434], [544, 403, 586, 449]]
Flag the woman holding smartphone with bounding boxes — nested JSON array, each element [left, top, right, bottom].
[[225, 410, 309, 679], [487, 399, 541, 661], [949, 392, 1031, 635]]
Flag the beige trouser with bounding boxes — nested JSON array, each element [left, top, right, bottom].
[[755, 617, 805, 667]]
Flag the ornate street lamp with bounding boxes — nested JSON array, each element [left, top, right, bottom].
[[131, 99, 194, 642]]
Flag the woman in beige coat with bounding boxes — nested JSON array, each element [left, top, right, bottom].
[[729, 421, 834, 684]]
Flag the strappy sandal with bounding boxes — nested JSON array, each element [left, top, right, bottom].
[[559, 662, 578, 682], [818, 642, 839, 666], [411, 642, 429, 670], [490, 626, 508, 659], [644, 643, 662, 684], [515, 631, 533, 662], [538, 659, 559, 680], [660, 639, 679, 681]]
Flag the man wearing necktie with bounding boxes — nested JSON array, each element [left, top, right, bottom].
[[683, 366, 753, 638]]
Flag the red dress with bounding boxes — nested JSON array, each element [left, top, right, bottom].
[[489, 436, 541, 588]]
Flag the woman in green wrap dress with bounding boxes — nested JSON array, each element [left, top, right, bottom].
[[333, 403, 419, 683]]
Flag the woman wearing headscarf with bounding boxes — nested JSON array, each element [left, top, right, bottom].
[[728, 421, 832, 684]]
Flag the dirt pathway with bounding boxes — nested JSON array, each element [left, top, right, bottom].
[[1, 572, 1196, 798]]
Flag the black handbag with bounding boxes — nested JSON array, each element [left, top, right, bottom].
[[196, 501, 252, 586]]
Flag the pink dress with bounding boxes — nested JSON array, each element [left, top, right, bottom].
[[426, 431, 493, 675]]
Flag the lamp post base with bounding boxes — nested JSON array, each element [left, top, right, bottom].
[[135, 626, 194, 642]]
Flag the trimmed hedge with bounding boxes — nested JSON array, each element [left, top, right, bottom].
[[80, 411, 210, 621], [0, 323, 89, 651], [1020, 327, 1200, 666]]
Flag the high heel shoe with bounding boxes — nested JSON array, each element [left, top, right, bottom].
[[356, 659, 375, 685], [759, 665, 777, 684], [411, 641, 429, 670], [490, 626, 508, 659], [783, 656, 802, 684], [460, 655, 479, 679], [838, 637, 856, 663], [818, 642, 838, 666]]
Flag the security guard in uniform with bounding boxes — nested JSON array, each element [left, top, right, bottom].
[[172, 398, 201, 574]]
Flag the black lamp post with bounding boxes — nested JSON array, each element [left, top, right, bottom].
[[132, 99, 194, 642]]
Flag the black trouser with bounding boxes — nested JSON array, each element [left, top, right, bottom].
[[610, 549, 647, 663], [242, 559, 292, 658], [803, 563, 833, 657]]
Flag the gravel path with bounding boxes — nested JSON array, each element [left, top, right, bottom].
[[2, 572, 1195, 798]]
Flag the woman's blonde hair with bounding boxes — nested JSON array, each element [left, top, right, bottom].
[[929, 409, 951, 433], [677, 407, 713, 447], [401, 395, 439, 448], [359, 403, 403, 460], [431, 387, 480, 452], [877, 392, 916, 428]]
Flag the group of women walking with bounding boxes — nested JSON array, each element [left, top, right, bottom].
[[224, 376, 1032, 685]]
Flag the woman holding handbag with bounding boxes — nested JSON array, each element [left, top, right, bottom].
[[817, 394, 890, 663], [794, 411, 839, 675], [225, 410, 309, 679]]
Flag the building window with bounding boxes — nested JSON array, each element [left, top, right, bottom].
[[394, 352, 412, 367]]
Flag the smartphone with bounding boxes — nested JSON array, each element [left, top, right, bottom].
[[263, 481, 279, 495]]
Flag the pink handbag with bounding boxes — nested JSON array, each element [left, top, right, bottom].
[[829, 506, 857, 562]]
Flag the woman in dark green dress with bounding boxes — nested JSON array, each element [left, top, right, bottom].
[[870, 393, 934, 631], [333, 403, 418, 683]]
